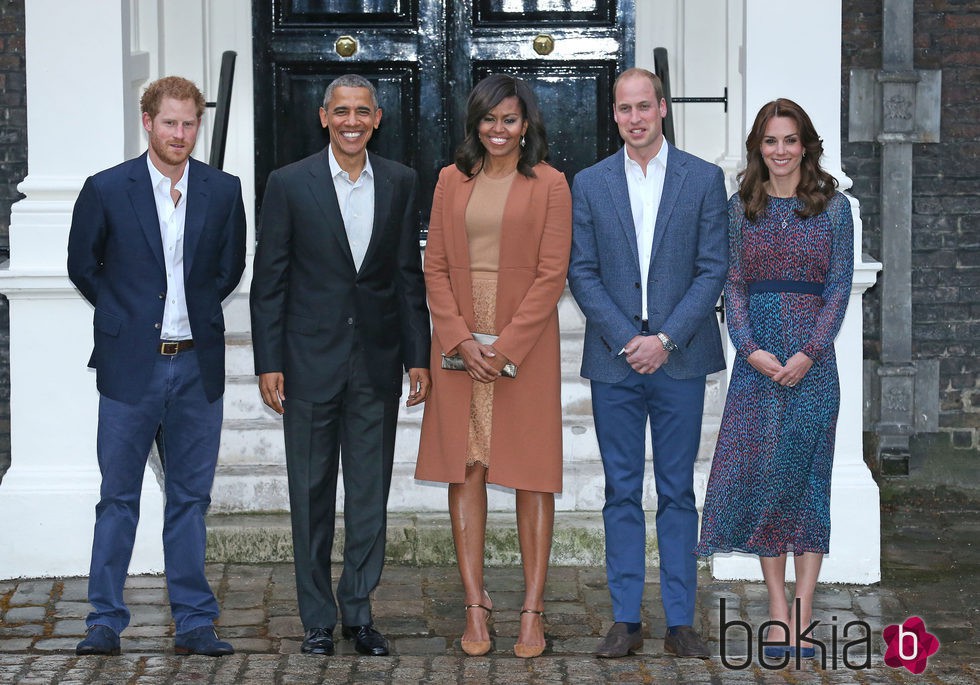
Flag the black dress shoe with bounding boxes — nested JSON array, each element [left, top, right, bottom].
[[595, 622, 643, 658], [301, 627, 335, 655], [663, 625, 710, 659], [342, 624, 390, 656], [76, 624, 121, 656], [174, 625, 235, 656]]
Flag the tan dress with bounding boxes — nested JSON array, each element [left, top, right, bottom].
[[464, 169, 516, 467]]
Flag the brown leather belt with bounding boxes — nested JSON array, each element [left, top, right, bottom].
[[159, 340, 195, 355]]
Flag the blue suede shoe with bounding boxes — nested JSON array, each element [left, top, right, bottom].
[[76, 624, 121, 656], [174, 625, 234, 656], [763, 644, 791, 658], [793, 646, 816, 659]]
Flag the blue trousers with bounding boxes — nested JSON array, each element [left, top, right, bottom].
[[591, 368, 706, 627], [86, 350, 222, 635]]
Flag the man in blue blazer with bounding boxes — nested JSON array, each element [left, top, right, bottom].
[[568, 68, 728, 659], [67, 76, 246, 657]]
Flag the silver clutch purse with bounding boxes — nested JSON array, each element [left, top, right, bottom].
[[440, 333, 517, 378]]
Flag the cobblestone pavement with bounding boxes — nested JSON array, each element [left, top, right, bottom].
[[1, 484, 976, 683]]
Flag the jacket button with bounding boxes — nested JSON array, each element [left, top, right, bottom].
[[633, 315, 640, 321], [634, 282, 641, 289], [347, 317, 354, 325], [154, 323, 161, 329], [159, 292, 165, 299]]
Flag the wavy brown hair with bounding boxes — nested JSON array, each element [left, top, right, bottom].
[[738, 98, 837, 222], [454, 74, 548, 179], [140, 76, 206, 119]]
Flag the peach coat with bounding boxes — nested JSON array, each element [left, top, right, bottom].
[[415, 162, 572, 493]]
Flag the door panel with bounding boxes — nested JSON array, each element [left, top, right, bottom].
[[253, 1, 633, 226]]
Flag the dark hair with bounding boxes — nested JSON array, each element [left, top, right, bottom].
[[454, 74, 548, 178], [140, 76, 206, 119], [738, 98, 837, 221], [613, 68, 665, 103], [323, 74, 379, 109]]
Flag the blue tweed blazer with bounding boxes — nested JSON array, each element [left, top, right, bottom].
[[568, 144, 728, 382]]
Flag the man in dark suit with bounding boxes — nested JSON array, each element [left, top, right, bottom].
[[568, 68, 728, 659], [250, 74, 431, 657], [67, 76, 246, 657]]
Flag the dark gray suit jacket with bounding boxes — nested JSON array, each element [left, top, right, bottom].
[[568, 144, 728, 382], [250, 149, 430, 401]]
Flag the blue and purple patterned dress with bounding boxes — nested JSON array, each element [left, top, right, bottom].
[[695, 192, 854, 557]]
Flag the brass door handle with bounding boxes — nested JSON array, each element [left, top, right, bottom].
[[533, 34, 555, 56], [335, 35, 357, 57]]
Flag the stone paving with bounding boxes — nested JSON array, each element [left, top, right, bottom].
[[1, 484, 977, 683]]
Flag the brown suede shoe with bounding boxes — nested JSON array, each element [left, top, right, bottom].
[[663, 625, 710, 659], [595, 622, 643, 658]]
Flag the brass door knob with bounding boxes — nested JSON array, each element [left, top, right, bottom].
[[532, 34, 555, 56], [335, 35, 357, 57]]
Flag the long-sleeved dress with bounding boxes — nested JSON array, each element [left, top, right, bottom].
[[695, 191, 854, 557]]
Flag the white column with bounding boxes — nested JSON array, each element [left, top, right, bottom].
[[711, 0, 882, 583], [0, 0, 164, 578]]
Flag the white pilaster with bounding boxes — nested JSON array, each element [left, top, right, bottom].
[[711, 0, 881, 583], [0, 0, 165, 578]]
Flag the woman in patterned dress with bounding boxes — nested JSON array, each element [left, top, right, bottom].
[[695, 99, 853, 658], [415, 74, 571, 657]]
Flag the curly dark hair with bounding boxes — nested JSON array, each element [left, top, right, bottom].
[[738, 98, 837, 222], [454, 74, 548, 178], [140, 76, 206, 119]]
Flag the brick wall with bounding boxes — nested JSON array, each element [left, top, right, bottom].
[[0, 0, 26, 481], [843, 0, 980, 455]]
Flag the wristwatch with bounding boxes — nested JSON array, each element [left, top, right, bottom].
[[656, 332, 677, 353]]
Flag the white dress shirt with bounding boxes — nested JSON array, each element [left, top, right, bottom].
[[624, 141, 669, 321], [147, 155, 192, 340], [328, 144, 375, 271]]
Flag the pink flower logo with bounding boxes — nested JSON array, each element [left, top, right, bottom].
[[883, 616, 939, 674]]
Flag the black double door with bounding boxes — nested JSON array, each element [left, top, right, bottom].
[[253, 1, 634, 226]]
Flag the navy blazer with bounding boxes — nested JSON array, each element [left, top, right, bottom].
[[67, 153, 247, 403], [568, 144, 728, 382], [249, 149, 430, 402]]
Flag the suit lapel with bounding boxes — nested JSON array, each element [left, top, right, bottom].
[[650, 144, 687, 264], [128, 154, 166, 273], [182, 158, 209, 277], [601, 149, 640, 267], [307, 150, 356, 271]]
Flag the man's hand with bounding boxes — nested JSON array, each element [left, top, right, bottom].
[[406, 368, 431, 406], [259, 372, 286, 415], [457, 338, 500, 383], [623, 335, 669, 374]]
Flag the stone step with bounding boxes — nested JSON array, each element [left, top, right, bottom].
[[205, 511, 669, 568], [212, 417, 719, 514]]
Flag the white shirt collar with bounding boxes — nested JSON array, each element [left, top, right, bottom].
[[146, 154, 189, 196], [624, 139, 669, 176], [328, 144, 373, 182]]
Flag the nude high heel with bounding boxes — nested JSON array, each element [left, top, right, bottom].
[[460, 594, 493, 656], [513, 608, 546, 658]]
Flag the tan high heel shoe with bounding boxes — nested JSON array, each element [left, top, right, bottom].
[[514, 608, 546, 658], [460, 596, 493, 656]]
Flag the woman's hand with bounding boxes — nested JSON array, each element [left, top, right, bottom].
[[457, 338, 500, 383], [747, 350, 783, 379], [772, 352, 813, 388], [485, 346, 512, 376]]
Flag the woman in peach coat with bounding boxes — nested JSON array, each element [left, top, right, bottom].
[[415, 74, 571, 658]]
